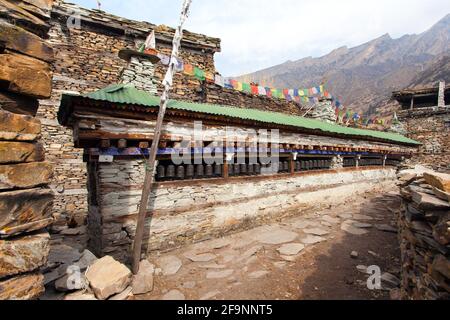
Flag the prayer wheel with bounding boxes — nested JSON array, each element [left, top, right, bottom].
[[296, 161, 301, 171], [186, 164, 195, 179], [233, 164, 241, 175], [176, 166, 185, 180], [247, 164, 254, 175], [157, 165, 165, 180], [214, 164, 222, 176], [240, 163, 247, 175], [166, 165, 175, 180], [205, 164, 214, 177], [196, 164, 204, 178], [283, 161, 289, 172], [254, 163, 261, 175], [228, 164, 234, 176]]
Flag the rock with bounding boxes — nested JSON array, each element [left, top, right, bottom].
[[55, 272, 87, 292], [64, 291, 97, 301], [341, 223, 369, 236], [181, 281, 196, 289], [356, 265, 369, 274], [0, 188, 54, 238], [381, 273, 401, 288], [375, 224, 398, 234], [432, 187, 450, 202], [248, 271, 269, 279], [85, 256, 132, 300], [254, 227, 298, 245], [338, 213, 353, 219], [303, 228, 330, 236], [0, 91, 39, 116], [291, 220, 311, 229], [184, 252, 217, 263], [368, 251, 380, 258], [301, 235, 326, 245], [60, 226, 87, 236], [200, 290, 221, 300], [156, 255, 182, 276], [0, 273, 44, 300], [0, 141, 45, 164], [74, 250, 98, 271], [0, 109, 41, 141], [47, 244, 82, 267], [236, 245, 262, 262], [390, 288, 401, 300], [411, 191, 450, 211], [352, 222, 373, 229], [431, 255, 450, 279], [132, 260, 154, 295], [352, 214, 374, 221], [0, 162, 53, 191], [424, 172, 450, 194], [0, 21, 53, 62], [206, 269, 234, 279], [322, 215, 340, 224], [0, 232, 49, 278], [274, 262, 287, 269], [161, 289, 185, 300], [350, 251, 359, 259], [277, 243, 305, 256], [110, 286, 133, 300], [206, 238, 231, 250], [199, 263, 226, 269], [0, 52, 52, 98]]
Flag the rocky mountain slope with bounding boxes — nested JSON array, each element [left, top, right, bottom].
[[236, 14, 450, 115]]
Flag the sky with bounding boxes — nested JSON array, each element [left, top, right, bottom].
[[71, 0, 450, 77]]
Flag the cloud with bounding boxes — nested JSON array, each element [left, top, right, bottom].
[[73, 0, 450, 76]]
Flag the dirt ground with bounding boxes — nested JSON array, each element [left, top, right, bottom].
[[135, 186, 402, 301]]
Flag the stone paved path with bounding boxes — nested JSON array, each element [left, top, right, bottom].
[[135, 186, 402, 300]]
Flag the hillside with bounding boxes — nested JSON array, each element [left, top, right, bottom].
[[236, 14, 450, 115]]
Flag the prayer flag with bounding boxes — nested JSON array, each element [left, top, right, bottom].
[[242, 83, 251, 93], [251, 85, 259, 95], [258, 86, 266, 95], [194, 67, 205, 81], [215, 74, 225, 87], [183, 64, 194, 76]]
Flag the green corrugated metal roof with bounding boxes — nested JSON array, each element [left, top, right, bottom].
[[73, 84, 420, 146]]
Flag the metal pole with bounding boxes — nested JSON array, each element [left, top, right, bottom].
[[132, 0, 193, 274]]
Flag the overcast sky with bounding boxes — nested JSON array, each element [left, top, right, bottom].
[[72, 0, 450, 77]]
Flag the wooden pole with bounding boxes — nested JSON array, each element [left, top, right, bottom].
[[132, 0, 193, 275]]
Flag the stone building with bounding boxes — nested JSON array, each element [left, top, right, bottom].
[[0, 0, 55, 299], [39, 1, 307, 231], [393, 83, 450, 172]]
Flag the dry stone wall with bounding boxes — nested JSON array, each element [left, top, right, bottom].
[[0, 0, 55, 300], [399, 108, 450, 173], [398, 171, 450, 300]]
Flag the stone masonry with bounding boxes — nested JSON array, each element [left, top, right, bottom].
[[398, 171, 450, 299], [0, 0, 55, 300]]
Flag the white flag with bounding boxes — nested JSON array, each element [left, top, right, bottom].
[[145, 30, 156, 50]]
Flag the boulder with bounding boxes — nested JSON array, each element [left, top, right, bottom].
[[424, 172, 450, 194], [85, 256, 132, 300], [47, 244, 82, 267], [0, 188, 54, 237], [64, 291, 97, 301], [411, 191, 450, 211], [109, 286, 133, 300], [0, 109, 41, 141], [0, 232, 49, 278], [431, 255, 450, 280], [0, 141, 45, 164], [0, 273, 44, 300], [132, 260, 154, 295], [0, 162, 53, 190], [0, 21, 53, 62], [0, 52, 52, 98]]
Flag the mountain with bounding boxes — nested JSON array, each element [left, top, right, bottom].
[[236, 14, 450, 115]]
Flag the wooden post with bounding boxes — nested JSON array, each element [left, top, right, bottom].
[[223, 160, 229, 179], [132, 0, 193, 275], [410, 96, 415, 110], [289, 154, 295, 174]]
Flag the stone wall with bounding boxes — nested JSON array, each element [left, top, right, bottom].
[[87, 161, 397, 263], [399, 108, 450, 173], [398, 171, 450, 300], [40, 1, 307, 228], [0, 0, 55, 300]]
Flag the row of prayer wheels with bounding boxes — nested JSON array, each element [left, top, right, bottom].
[[156, 159, 335, 181]]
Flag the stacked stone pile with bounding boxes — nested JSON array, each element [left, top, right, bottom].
[[398, 170, 450, 300], [0, 0, 55, 300], [309, 99, 337, 123]]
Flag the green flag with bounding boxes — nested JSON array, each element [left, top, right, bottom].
[[194, 67, 205, 81]]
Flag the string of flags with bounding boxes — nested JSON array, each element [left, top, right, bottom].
[[151, 50, 336, 105]]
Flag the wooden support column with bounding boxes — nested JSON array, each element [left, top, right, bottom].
[[410, 96, 415, 110], [223, 160, 229, 179], [289, 154, 295, 175]]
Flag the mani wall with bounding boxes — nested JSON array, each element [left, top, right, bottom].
[[0, 0, 55, 300], [39, 1, 306, 230]]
